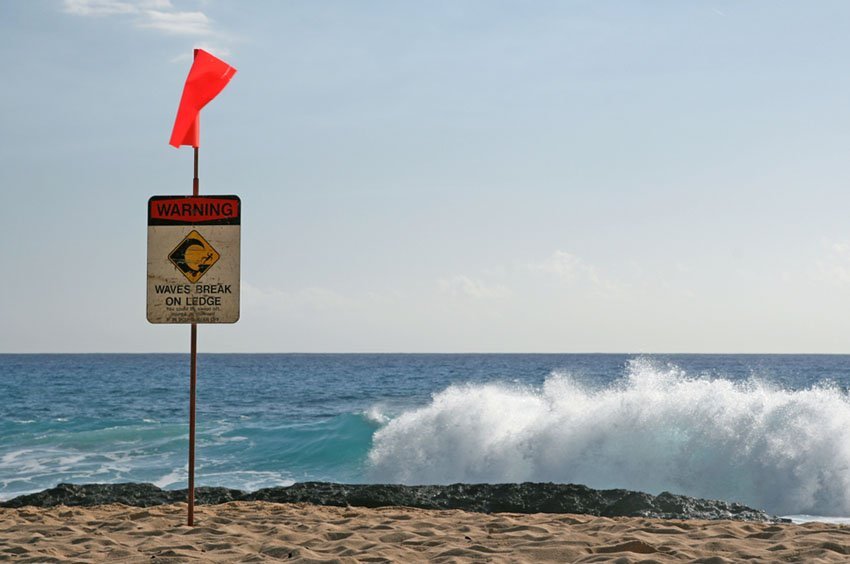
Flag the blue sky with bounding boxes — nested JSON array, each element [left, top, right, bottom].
[[3, 0, 850, 352]]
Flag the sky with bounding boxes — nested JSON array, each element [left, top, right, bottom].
[[4, 1, 850, 353]]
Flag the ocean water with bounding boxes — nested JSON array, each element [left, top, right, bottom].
[[3, 354, 850, 520]]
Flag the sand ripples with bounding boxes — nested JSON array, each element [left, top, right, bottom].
[[3, 502, 850, 562]]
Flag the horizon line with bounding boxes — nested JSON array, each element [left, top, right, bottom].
[[3, 351, 850, 356]]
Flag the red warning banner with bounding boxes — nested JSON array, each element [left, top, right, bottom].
[[149, 195, 240, 225]]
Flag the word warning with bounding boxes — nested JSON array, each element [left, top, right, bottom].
[[147, 195, 240, 324]]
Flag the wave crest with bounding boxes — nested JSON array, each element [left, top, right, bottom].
[[366, 358, 850, 515]]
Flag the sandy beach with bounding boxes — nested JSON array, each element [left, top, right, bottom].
[[3, 501, 850, 563]]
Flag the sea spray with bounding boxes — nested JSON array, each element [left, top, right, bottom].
[[6, 354, 850, 515], [366, 358, 850, 516]]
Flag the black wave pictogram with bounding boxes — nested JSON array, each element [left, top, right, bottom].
[[170, 237, 213, 277]]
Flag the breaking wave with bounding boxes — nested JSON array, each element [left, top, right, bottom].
[[367, 358, 850, 515]]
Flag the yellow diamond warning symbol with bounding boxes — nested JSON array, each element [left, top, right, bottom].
[[168, 230, 220, 283]]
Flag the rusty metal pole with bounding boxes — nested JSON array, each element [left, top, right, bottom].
[[188, 145, 199, 527], [188, 323, 197, 526], [193, 147, 199, 196]]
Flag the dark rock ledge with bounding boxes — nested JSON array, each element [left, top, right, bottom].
[[0, 482, 786, 522]]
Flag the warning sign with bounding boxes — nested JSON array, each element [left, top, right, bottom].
[[147, 195, 240, 324], [169, 230, 221, 283]]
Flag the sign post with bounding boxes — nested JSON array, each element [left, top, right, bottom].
[[189, 147, 198, 528], [147, 188, 240, 526], [153, 48, 238, 527]]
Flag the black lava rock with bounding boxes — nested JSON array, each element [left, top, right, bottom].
[[0, 483, 244, 509], [0, 482, 783, 522]]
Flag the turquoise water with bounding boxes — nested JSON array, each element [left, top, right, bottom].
[[3, 354, 850, 517]]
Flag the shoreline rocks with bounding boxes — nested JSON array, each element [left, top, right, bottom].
[[0, 482, 784, 522]]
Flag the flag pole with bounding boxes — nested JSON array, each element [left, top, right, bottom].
[[167, 46, 235, 528], [188, 146, 199, 527], [193, 147, 199, 196]]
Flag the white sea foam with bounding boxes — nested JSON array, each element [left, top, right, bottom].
[[57, 455, 87, 467], [201, 471, 295, 492], [0, 450, 33, 465], [367, 358, 850, 516], [154, 468, 186, 489], [785, 515, 850, 525], [1, 451, 49, 474], [363, 406, 390, 425]]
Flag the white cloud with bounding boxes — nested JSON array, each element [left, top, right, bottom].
[[63, 0, 220, 40], [528, 250, 584, 280], [528, 250, 624, 297], [438, 275, 510, 300], [63, 0, 172, 16], [816, 241, 850, 285], [140, 10, 212, 35], [63, 0, 137, 16]]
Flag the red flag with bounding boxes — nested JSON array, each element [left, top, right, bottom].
[[169, 49, 237, 148]]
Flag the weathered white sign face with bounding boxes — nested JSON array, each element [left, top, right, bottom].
[[147, 195, 240, 324]]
